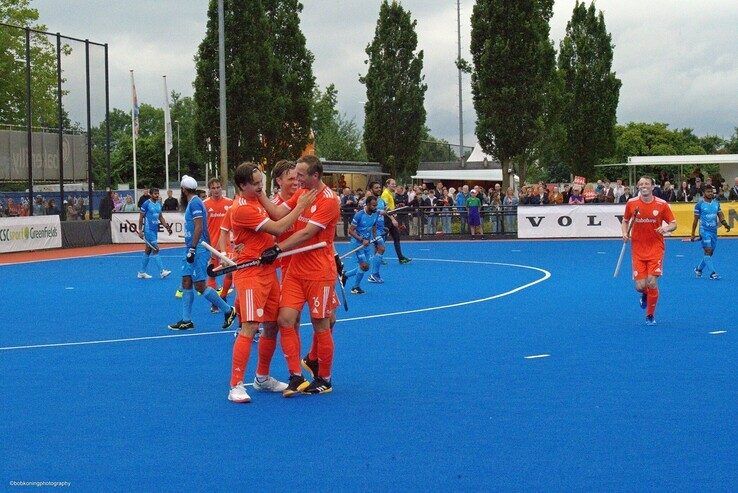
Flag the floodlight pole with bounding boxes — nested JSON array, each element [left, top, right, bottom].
[[457, 0, 464, 167], [218, 0, 228, 184], [175, 120, 180, 182]]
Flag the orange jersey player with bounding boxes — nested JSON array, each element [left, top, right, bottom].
[[270, 160, 300, 274], [225, 162, 316, 404], [203, 178, 233, 296], [622, 176, 676, 326], [257, 155, 341, 396]]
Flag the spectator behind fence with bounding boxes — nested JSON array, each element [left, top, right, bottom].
[[439, 188, 453, 234], [602, 182, 615, 203], [583, 185, 597, 203], [121, 195, 137, 212], [676, 181, 693, 202], [74, 197, 86, 220], [394, 185, 410, 234], [729, 177, 738, 201], [163, 190, 179, 211], [33, 195, 45, 215], [569, 187, 585, 204], [661, 181, 676, 202], [137, 190, 150, 209], [618, 186, 633, 203], [112, 192, 123, 211], [549, 186, 564, 204], [45, 198, 59, 215], [340, 187, 358, 237], [502, 188, 518, 233], [455, 185, 469, 233], [613, 179, 625, 202], [99, 191, 114, 219]]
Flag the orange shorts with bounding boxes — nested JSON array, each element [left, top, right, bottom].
[[632, 256, 664, 280], [280, 273, 339, 319], [234, 272, 280, 323]]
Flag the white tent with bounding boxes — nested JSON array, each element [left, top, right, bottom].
[[465, 143, 499, 165]]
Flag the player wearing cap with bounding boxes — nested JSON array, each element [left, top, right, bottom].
[[203, 178, 234, 312], [257, 155, 341, 396], [168, 175, 238, 331], [136, 187, 172, 279], [622, 176, 677, 325], [691, 184, 731, 280], [225, 163, 316, 403]]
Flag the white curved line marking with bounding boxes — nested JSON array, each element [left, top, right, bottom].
[[0, 259, 550, 352]]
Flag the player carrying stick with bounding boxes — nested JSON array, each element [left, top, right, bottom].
[[226, 163, 316, 403], [257, 155, 341, 396], [622, 176, 677, 325], [691, 184, 731, 280]]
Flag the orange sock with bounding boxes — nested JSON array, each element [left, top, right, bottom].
[[221, 275, 232, 298], [207, 276, 218, 290], [315, 329, 334, 380], [230, 333, 253, 387], [308, 327, 332, 361], [647, 287, 659, 317], [280, 326, 302, 374], [308, 332, 319, 361], [256, 336, 277, 376]]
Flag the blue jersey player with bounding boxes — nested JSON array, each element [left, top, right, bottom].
[[367, 181, 388, 283], [168, 176, 237, 331], [691, 185, 731, 280], [137, 187, 172, 279], [341, 195, 384, 294]]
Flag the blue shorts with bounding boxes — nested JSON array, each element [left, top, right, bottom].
[[350, 240, 372, 265], [181, 244, 210, 282], [144, 230, 159, 249], [374, 236, 385, 247], [700, 230, 717, 251]]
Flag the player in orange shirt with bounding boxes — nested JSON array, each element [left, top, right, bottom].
[[203, 178, 233, 311], [622, 176, 677, 325], [225, 162, 316, 403], [257, 155, 341, 396]]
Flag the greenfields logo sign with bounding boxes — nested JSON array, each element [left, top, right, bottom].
[[0, 225, 59, 242]]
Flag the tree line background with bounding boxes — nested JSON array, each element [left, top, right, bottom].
[[1, 0, 737, 192]]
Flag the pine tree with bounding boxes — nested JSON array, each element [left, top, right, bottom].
[[558, 1, 621, 179], [470, 0, 556, 186], [360, 0, 427, 179], [193, 0, 313, 185]]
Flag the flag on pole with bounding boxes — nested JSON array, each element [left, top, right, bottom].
[[130, 71, 139, 138], [163, 75, 173, 155]]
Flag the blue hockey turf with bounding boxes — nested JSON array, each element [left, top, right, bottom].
[[1, 239, 736, 489]]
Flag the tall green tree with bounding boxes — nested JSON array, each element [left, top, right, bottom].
[[470, 0, 556, 186], [0, 0, 71, 128], [558, 1, 621, 179], [312, 84, 365, 161], [193, 0, 314, 190], [360, 0, 427, 179]]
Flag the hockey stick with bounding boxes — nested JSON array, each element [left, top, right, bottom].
[[614, 208, 639, 278], [207, 241, 327, 277], [201, 241, 236, 267], [143, 237, 159, 253], [681, 236, 702, 242], [335, 253, 348, 312], [339, 235, 384, 260]]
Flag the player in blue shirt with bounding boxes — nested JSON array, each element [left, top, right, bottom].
[[137, 187, 172, 279], [168, 176, 237, 331], [691, 185, 731, 280], [368, 181, 389, 283], [341, 195, 384, 294]]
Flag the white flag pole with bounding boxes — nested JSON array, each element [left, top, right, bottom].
[[163, 75, 173, 191], [130, 70, 138, 204]]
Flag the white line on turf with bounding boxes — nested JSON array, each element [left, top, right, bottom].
[[709, 330, 727, 335], [524, 354, 550, 359], [0, 258, 551, 352]]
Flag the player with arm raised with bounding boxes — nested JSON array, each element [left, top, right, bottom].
[[136, 187, 172, 279], [622, 176, 677, 326], [226, 162, 316, 403], [168, 176, 237, 331], [691, 185, 731, 280], [257, 155, 340, 396]]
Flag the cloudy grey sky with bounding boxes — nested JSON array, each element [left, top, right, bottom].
[[33, 0, 738, 145]]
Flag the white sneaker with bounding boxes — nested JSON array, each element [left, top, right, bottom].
[[137, 272, 152, 279], [253, 375, 288, 393], [228, 382, 251, 403], [161, 269, 171, 279]]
